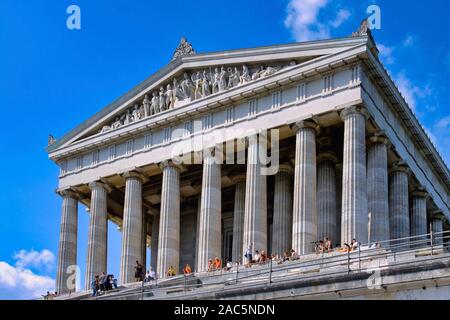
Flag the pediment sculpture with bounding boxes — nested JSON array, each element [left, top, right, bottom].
[[99, 62, 296, 134]]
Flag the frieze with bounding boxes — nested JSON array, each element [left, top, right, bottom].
[[99, 62, 296, 134]]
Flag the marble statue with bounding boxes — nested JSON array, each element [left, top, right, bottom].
[[111, 117, 122, 129], [212, 68, 220, 94], [48, 134, 56, 146], [179, 72, 194, 100], [159, 87, 167, 111], [228, 67, 240, 88], [132, 104, 142, 121], [143, 94, 151, 117], [193, 71, 203, 100], [219, 67, 227, 92], [240, 65, 251, 84], [165, 84, 176, 109], [100, 62, 289, 133], [172, 37, 196, 60], [150, 91, 159, 115], [202, 70, 211, 97], [100, 125, 111, 133]]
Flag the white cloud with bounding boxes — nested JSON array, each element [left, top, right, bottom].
[[378, 44, 395, 65], [394, 72, 432, 114], [427, 116, 450, 166], [330, 9, 351, 28], [403, 35, 415, 47], [284, 0, 351, 42], [0, 262, 55, 300], [13, 249, 55, 270]]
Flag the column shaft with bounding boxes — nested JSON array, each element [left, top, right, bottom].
[[272, 167, 293, 256], [157, 163, 180, 277], [56, 192, 78, 294], [341, 107, 368, 245], [243, 135, 267, 257], [150, 213, 159, 271], [367, 135, 389, 243], [389, 164, 410, 247], [232, 180, 245, 263], [317, 158, 337, 243], [120, 173, 144, 284], [292, 121, 318, 255], [85, 182, 108, 290], [410, 190, 427, 247], [196, 152, 222, 272]]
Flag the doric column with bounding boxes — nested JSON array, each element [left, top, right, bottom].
[[150, 211, 159, 271], [317, 152, 338, 243], [292, 121, 319, 255], [85, 182, 110, 290], [389, 161, 410, 246], [409, 187, 428, 247], [195, 196, 201, 270], [157, 161, 181, 278], [231, 175, 246, 263], [196, 149, 222, 272], [340, 106, 369, 245], [56, 190, 78, 294], [141, 211, 148, 274], [272, 164, 293, 256], [367, 132, 390, 243], [119, 172, 146, 284], [243, 134, 268, 257], [430, 210, 445, 245]]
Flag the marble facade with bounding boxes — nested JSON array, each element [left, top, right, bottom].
[[49, 26, 450, 294]]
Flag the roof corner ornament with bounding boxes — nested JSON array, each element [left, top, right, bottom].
[[172, 37, 196, 61], [48, 134, 56, 146], [352, 19, 372, 37]]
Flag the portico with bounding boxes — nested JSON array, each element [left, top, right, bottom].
[[48, 25, 450, 294]]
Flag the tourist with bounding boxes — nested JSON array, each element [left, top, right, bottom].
[[244, 243, 253, 265], [290, 249, 299, 261], [110, 275, 118, 289], [91, 275, 100, 297], [183, 264, 192, 275], [213, 257, 222, 270], [167, 265, 176, 277], [224, 261, 233, 271], [99, 272, 107, 292], [134, 260, 143, 282], [254, 250, 261, 264], [207, 259, 214, 272], [315, 241, 325, 254], [324, 237, 333, 252], [145, 267, 156, 282], [351, 239, 359, 251], [259, 250, 267, 263]]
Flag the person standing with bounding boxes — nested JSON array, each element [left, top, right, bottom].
[[134, 260, 143, 282]]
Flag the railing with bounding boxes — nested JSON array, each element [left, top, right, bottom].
[[100, 231, 450, 300]]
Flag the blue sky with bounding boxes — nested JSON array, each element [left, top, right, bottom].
[[0, 0, 448, 299]]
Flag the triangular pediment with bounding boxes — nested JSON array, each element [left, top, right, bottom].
[[47, 36, 369, 154]]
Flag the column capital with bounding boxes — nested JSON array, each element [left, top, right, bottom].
[[159, 160, 187, 173], [277, 163, 294, 175], [430, 210, 445, 221], [122, 171, 148, 183], [340, 106, 370, 121], [410, 186, 429, 199], [389, 160, 410, 175], [367, 130, 391, 147], [231, 174, 246, 184], [88, 181, 113, 193], [317, 151, 339, 164], [291, 120, 320, 135], [56, 188, 79, 199]]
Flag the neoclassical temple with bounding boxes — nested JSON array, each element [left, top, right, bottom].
[[47, 23, 450, 294]]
